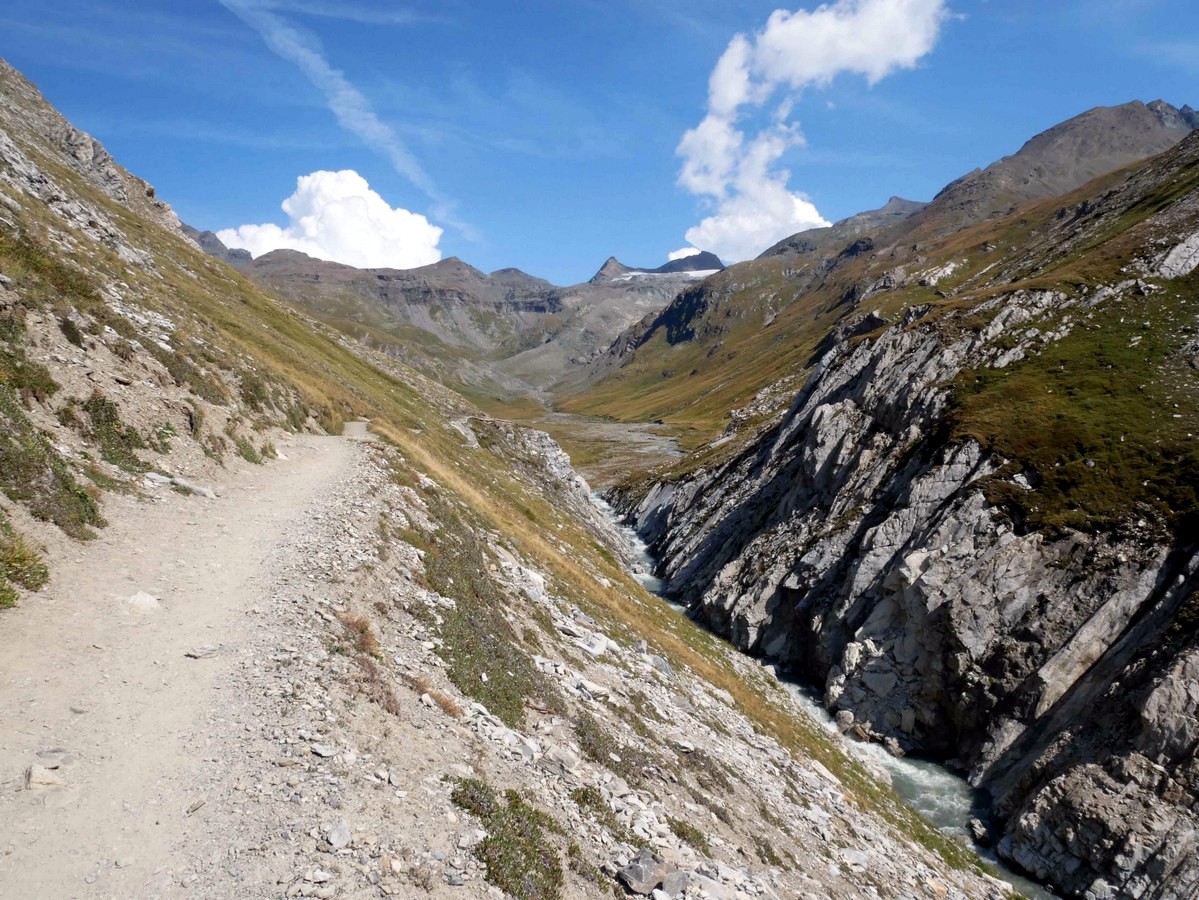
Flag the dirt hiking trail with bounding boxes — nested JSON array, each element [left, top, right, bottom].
[[0, 435, 358, 898]]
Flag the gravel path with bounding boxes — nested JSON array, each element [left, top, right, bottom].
[[0, 435, 358, 899]]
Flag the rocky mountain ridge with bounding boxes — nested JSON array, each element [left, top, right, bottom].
[[201, 234, 730, 400], [612, 126, 1199, 898]]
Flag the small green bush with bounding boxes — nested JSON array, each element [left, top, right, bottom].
[[83, 390, 148, 473], [452, 778, 564, 900], [233, 435, 262, 464], [667, 816, 711, 855], [58, 316, 84, 347], [0, 345, 59, 406], [238, 371, 271, 411]]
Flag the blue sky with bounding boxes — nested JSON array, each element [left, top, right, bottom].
[[2, 1, 1197, 284]]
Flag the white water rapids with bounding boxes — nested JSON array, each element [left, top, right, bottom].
[[598, 495, 1058, 899]]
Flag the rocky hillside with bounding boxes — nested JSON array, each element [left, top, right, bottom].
[[562, 100, 1198, 449], [613, 123, 1199, 898], [0, 57, 1023, 900]]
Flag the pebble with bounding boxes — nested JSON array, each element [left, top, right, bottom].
[[326, 820, 351, 850]]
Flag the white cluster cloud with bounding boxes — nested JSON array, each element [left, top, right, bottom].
[[678, 0, 949, 261], [668, 246, 703, 261], [217, 169, 443, 269]]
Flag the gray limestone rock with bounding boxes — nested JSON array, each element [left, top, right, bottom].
[[618, 849, 673, 895]]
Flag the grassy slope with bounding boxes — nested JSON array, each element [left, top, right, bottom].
[[556, 258, 852, 450]]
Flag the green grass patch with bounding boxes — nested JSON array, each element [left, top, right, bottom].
[[753, 835, 784, 867], [666, 816, 711, 855], [0, 385, 104, 538], [451, 777, 565, 900], [58, 316, 84, 347], [569, 785, 640, 848], [419, 493, 560, 729], [0, 229, 103, 312], [0, 341, 59, 406], [574, 710, 656, 784], [232, 433, 262, 464], [676, 747, 735, 795], [950, 280, 1199, 538], [83, 390, 148, 473], [0, 509, 49, 608]]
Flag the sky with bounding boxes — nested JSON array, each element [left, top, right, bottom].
[[2, 0, 1198, 285]]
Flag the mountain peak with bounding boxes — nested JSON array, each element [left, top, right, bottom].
[[589, 251, 724, 284], [925, 98, 1197, 229], [589, 256, 633, 284]]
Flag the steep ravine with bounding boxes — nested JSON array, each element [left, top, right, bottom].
[[601, 500, 1062, 898], [609, 265, 1199, 897]]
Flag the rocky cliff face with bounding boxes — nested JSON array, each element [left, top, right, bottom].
[[614, 131, 1199, 898]]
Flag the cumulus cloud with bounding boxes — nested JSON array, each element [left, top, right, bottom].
[[678, 0, 950, 261], [668, 246, 703, 261], [217, 169, 442, 269]]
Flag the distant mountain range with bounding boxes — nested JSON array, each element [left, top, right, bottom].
[[187, 231, 727, 398]]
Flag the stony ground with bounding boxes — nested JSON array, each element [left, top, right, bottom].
[[0, 431, 1016, 900]]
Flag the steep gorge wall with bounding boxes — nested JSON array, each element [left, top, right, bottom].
[[613, 281, 1199, 898]]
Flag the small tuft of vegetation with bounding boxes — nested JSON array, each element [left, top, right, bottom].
[[0, 343, 60, 406], [401, 671, 464, 717], [82, 390, 148, 473], [565, 841, 610, 891], [233, 434, 262, 464], [569, 785, 640, 848], [350, 653, 403, 716], [451, 777, 565, 900], [628, 689, 666, 724], [667, 816, 711, 855], [677, 747, 735, 795], [338, 610, 382, 658], [0, 386, 104, 538], [58, 316, 84, 348], [148, 421, 176, 454], [575, 710, 655, 784], [144, 340, 227, 405], [753, 835, 784, 867], [110, 337, 136, 361], [238, 371, 271, 411], [0, 510, 49, 609]]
